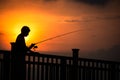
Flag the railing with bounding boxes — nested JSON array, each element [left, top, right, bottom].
[[0, 50, 10, 80], [25, 52, 73, 80], [78, 58, 120, 80], [0, 49, 120, 80]]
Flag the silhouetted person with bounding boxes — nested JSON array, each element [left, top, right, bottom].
[[12, 26, 35, 80], [15, 26, 34, 52]]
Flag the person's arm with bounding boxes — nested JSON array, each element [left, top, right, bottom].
[[26, 43, 35, 53], [28, 43, 35, 50]]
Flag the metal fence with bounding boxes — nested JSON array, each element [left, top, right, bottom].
[[0, 49, 120, 80]]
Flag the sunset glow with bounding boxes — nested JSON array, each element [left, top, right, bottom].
[[0, 7, 60, 50], [0, 0, 120, 60]]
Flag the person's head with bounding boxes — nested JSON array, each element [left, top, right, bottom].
[[21, 26, 30, 37]]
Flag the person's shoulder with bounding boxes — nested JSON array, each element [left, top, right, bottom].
[[17, 34, 23, 38], [16, 34, 24, 41]]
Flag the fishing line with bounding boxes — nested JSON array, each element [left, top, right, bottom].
[[34, 29, 82, 45]]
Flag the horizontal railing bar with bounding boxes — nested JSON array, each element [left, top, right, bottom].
[[0, 50, 10, 54], [1, 50, 120, 64], [79, 66, 120, 71], [26, 61, 71, 66], [78, 58, 120, 64], [0, 50, 120, 64], [26, 52, 72, 60]]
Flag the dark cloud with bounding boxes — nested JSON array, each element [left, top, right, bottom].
[[0, 0, 6, 3], [64, 15, 120, 23], [0, 32, 4, 35], [96, 15, 120, 20], [70, 0, 110, 5], [0, 0, 110, 5], [86, 45, 120, 61], [0, 0, 9, 10], [43, 0, 57, 2], [0, 0, 8, 5]]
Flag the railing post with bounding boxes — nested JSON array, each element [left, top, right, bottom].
[[10, 42, 26, 80], [3, 52, 10, 80], [72, 49, 79, 80], [10, 42, 16, 80], [111, 63, 117, 80], [61, 58, 66, 80]]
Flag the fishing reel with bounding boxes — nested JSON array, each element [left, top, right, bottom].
[[29, 43, 38, 51]]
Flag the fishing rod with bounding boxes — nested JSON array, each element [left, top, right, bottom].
[[35, 29, 82, 44], [29, 29, 82, 49]]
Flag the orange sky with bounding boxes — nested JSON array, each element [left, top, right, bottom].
[[0, 0, 120, 60]]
